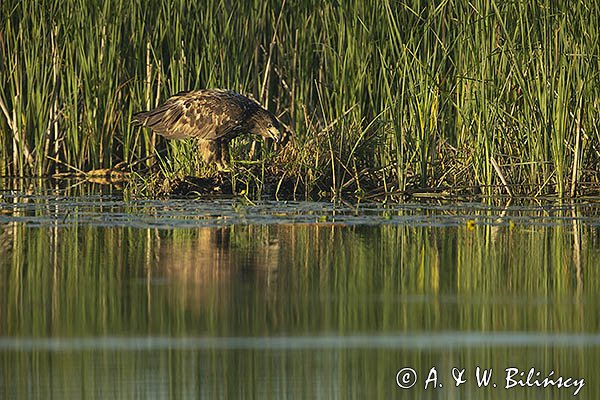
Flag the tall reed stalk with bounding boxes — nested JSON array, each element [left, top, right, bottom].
[[1, 0, 599, 197]]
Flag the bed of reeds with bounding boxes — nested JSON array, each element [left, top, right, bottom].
[[1, 0, 600, 199]]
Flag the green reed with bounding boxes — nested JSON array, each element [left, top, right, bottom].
[[1, 0, 599, 197]]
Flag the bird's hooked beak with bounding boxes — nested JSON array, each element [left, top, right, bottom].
[[267, 126, 281, 142]]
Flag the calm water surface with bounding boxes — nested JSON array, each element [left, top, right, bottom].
[[1, 181, 599, 399]]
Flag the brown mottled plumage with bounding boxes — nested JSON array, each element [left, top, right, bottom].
[[132, 89, 283, 169]]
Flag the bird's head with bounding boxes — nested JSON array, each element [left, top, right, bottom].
[[252, 110, 282, 142]]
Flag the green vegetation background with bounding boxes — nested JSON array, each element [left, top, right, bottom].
[[1, 0, 599, 196]]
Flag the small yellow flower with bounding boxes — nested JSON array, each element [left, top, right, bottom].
[[466, 219, 476, 230]]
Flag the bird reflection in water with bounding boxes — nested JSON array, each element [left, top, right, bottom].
[[153, 226, 280, 313]]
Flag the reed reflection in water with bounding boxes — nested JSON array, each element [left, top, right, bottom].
[[1, 202, 599, 399]]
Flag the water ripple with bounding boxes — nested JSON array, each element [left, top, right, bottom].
[[1, 333, 599, 351], [2, 192, 600, 228]]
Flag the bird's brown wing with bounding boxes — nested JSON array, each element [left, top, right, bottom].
[[134, 90, 260, 140]]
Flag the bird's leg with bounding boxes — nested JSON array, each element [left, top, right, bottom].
[[205, 140, 229, 172], [198, 140, 229, 174], [198, 140, 216, 163], [213, 141, 226, 171], [219, 140, 231, 170]]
